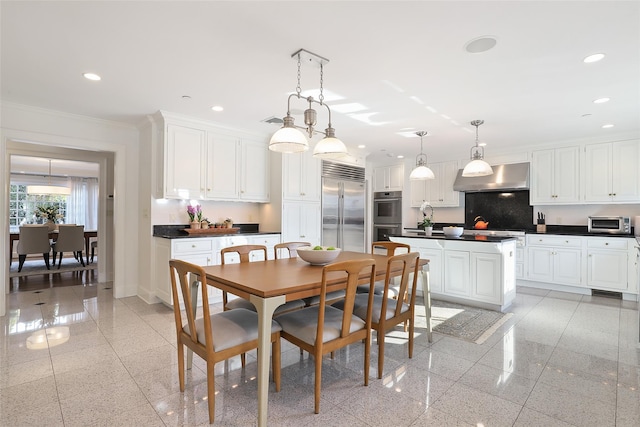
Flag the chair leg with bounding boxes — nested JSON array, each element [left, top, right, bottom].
[[78, 251, 85, 267], [18, 254, 26, 272], [90, 245, 95, 263], [57, 253, 63, 269], [314, 349, 322, 414], [177, 342, 185, 392], [272, 334, 281, 392], [364, 330, 371, 387], [408, 317, 414, 359], [43, 253, 51, 270], [206, 360, 216, 424], [378, 332, 385, 379], [240, 353, 246, 367]]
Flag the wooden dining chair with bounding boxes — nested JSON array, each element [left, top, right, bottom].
[[274, 241, 310, 259], [334, 252, 421, 378], [356, 241, 411, 295], [51, 225, 86, 269], [221, 245, 305, 315], [16, 225, 52, 272], [276, 259, 376, 414], [169, 259, 282, 425]]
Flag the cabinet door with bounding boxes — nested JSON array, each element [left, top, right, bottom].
[[282, 150, 321, 202], [300, 202, 321, 246], [553, 146, 580, 203], [206, 133, 239, 200], [388, 164, 404, 190], [585, 143, 613, 202], [165, 124, 206, 199], [417, 248, 443, 294], [373, 167, 389, 192], [530, 149, 554, 203], [611, 140, 640, 202], [471, 252, 501, 303], [409, 179, 428, 208], [587, 250, 628, 291], [374, 165, 404, 192], [430, 161, 460, 207], [527, 246, 554, 282], [444, 250, 470, 296], [240, 139, 269, 201], [553, 248, 582, 286]]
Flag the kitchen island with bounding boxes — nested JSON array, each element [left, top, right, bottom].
[[391, 233, 517, 311]]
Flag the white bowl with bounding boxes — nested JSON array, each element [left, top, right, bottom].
[[297, 246, 342, 265], [443, 226, 464, 238]]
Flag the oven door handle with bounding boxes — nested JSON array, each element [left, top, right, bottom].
[[374, 198, 401, 203]]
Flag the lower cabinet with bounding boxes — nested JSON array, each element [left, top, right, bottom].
[[585, 237, 630, 292], [415, 248, 443, 294], [471, 252, 502, 303], [444, 250, 471, 297], [526, 236, 582, 286]]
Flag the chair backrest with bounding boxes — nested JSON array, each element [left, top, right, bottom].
[[381, 252, 421, 316], [17, 225, 51, 254], [317, 259, 376, 344], [220, 244, 267, 264], [274, 242, 311, 259], [169, 259, 214, 351], [371, 241, 410, 256], [54, 225, 85, 252]]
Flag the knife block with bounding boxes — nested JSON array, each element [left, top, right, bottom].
[[536, 224, 546, 233]]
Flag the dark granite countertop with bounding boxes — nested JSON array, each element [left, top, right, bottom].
[[405, 225, 635, 238], [393, 233, 517, 243], [153, 224, 280, 239]]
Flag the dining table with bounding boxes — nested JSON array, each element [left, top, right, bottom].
[[201, 250, 431, 427], [9, 229, 97, 265]]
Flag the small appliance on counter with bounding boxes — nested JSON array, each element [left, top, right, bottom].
[[587, 216, 631, 235], [536, 212, 546, 233]]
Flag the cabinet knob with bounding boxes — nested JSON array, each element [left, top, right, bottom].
[[605, 242, 609, 245], [192, 244, 196, 248], [241, 190, 245, 194]]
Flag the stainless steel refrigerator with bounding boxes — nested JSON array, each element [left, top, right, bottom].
[[321, 162, 366, 252]]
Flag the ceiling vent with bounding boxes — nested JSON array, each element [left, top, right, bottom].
[[262, 116, 283, 125]]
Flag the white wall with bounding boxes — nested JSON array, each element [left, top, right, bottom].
[[1, 102, 140, 316]]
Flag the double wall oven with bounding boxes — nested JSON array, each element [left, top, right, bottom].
[[373, 191, 402, 241]]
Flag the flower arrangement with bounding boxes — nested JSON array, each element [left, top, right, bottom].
[[35, 205, 62, 223], [187, 204, 203, 223], [420, 201, 434, 228]]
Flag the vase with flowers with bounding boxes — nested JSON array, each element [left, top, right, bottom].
[[420, 201, 434, 236], [35, 204, 62, 231], [187, 204, 203, 229]]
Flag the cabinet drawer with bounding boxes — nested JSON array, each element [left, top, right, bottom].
[[173, 239, 213, 254], [586, 238, 629, 250], [527, 235, 581, 247], [251, 235, 281, 247]]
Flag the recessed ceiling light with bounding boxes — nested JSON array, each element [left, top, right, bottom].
[[464, 36, 497, 54], [602, 124, 614, 129], [83, 73, 101, 81], [357, 144, 366, 149], [583, 53, 605, 63], [397, 155, 404, 159], [479, 143, 487, 147], [211, 106, 224, 112], [593, 97, 610, 104]]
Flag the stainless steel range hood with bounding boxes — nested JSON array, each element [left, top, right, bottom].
[[453, 162, 530, 192]]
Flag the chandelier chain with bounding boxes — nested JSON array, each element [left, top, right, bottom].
[[319, 63, 324, 104], [296, 54, 302, 96]]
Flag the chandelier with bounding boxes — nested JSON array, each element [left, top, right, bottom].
[[409, 131, 435, 180], [26, 159, 71, 195], [269, 49, 348, 159], [462, 119, 493, 177]]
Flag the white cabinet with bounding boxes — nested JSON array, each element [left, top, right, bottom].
[[415, 247, 443, 294], [249, 234, 281, 260], [444, 250, 471, 297], [526, 235, 582, 286], [530, 146, 580, 204], [584, 140, 640, 203], [164, 124, 206, 199], [282, 150, 321, 202], [409, 160, 460, 207], [471, 252, 503, 303], [207, 135, 270, 202], [585, 237, 631, 292], [374, 164, 404, 191], [281, 202, 321, 247]]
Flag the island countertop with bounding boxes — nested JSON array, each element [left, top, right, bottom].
[[393, 233, 517, 243]]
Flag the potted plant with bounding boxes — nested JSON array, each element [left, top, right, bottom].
[[224, 218, 233, 229], [187, 204, 203, 229], [420, 201, 434, 236]]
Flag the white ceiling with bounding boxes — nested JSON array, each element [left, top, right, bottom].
[[2, 1, 639, 164]]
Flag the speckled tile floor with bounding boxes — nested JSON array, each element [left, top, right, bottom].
[[1, 284, 638, 426]]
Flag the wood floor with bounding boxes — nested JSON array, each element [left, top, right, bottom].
[[9, 268, 98, 292]]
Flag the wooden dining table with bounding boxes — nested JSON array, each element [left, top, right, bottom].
[[201, 250, 431, 427], [9, 229, 97, 265]]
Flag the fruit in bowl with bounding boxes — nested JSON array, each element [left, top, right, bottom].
[[297, 246, 342, 265], [443, 226, 464, 238]]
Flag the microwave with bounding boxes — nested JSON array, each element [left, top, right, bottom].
[[587, 216, 631, 234]]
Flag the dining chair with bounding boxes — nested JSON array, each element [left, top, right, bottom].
[[356, 241, 411, 295], [274, 241, 310, 259], [221, 244, 306, 315], [90, 239, 97, 263], [334, 252, 420, 378], [169, 259, 282, 424], [16, 225, 52, 272], [276, 258, 376, 414], [51, 225, 85, 268]]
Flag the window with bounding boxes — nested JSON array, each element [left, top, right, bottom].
[[9, 185, 67, 226]]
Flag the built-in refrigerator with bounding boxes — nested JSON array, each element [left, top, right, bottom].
[[321, 161, 366, 253]]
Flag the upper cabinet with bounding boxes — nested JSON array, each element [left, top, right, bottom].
[[282, 150, 321, 202], [373, 164, 404, 192], [584, 140, 640, 203], [530, 146, 580, 205], [409, 160, 460, 207], [155, 112, 269, 202]]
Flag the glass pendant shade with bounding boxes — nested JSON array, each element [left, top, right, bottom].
[[268, 116, 309, 153], [462, 159, 494, 177], [312, 127, 348, 159], [410, 164, 435, 180], [26, 185, 71, 195]]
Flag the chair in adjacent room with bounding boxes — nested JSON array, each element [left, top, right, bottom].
[[169, 259, 282, 424], [276, 259, 376, 414], [334, 251, 420, 378], [356, 241, 411, 295], [90, 239, 98, 264], [51, 225, 85, 268], [16, 225, 52, 272], [221, 245, 305, 315]]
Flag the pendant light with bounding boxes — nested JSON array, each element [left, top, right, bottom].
[[269, 49, 347, 159], [27, 159, 71, 195], [462, 119, 493, 177], [409, 131, 435, 180]]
